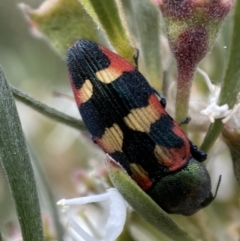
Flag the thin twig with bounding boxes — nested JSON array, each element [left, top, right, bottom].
[[10, 84, 86, 131]]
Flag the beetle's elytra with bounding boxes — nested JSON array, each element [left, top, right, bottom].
[[67, 40, 217, 215]]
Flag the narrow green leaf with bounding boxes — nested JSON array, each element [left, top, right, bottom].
[[218, 6, 240, 107], [0, 232, 2, 241], [106, 157, 195, 241], [122, 0, 162, 90], [201, 3, 240, 152], [10, 84, 86, 131], [0, 66, 44, 241], [79, 0, 134, 63]]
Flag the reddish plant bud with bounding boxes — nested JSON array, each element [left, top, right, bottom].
[[152, 0, 235, 68], [151, 0, 234, 121], [205, 0, 234, 19], [157, 0, 194, 19], [171, 26, 208, 82]]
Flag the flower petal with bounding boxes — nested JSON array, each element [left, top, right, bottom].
[[104, 189, 127, 241], [57, 188, 127, 241]]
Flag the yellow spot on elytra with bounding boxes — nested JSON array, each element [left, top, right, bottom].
[[96, 67, 121, 84], [75, 79, 93, 103], [154, 145, 172, 167], [97, 123, 123, 153], [124, 104, 161, 133], [130, 163, 152, 190]]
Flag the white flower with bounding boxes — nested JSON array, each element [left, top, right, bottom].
[[197, 68, 240, 124], [200, 102, 231, 123], [57, 188, 127, 241]]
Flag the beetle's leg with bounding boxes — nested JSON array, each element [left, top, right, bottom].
[[179, 117, 191, 126], [190, 141, 207, 162], [133, 48, 140, 69], [152, 88, 167, 108]]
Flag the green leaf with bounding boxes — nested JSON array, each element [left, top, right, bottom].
[[20, 0, 106, 57], [218, 8, 240, 108], [201, 2, 240, 152], [122, 0, 162, 90], [79, 0, 134, 63], [0, 66, 44, 241], [106, 156, 195, 241]]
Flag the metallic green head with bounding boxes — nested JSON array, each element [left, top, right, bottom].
[[147, 158, 218, 215]]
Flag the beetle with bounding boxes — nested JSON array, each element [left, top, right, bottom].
[[67, 39, 220, 215]]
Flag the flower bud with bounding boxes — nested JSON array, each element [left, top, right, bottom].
[[152, 0, 234, 79], [151, 0, 234, 121]]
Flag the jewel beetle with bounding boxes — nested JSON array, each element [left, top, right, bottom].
[[67, 40, 220, 215]]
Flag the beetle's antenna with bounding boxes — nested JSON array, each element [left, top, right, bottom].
[[200, 175, 222, 209], [213, 175, 222, 199]]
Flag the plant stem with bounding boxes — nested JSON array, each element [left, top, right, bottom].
[[10, 84, 86, 131], [201, 1, 240, 152], [175, 65, 194, 132], [201, 120, 223, 153]]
